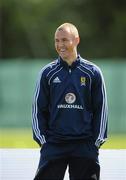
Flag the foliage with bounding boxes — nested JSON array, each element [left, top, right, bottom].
[[1, 0, 126, 59]]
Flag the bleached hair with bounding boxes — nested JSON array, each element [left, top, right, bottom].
[[56, 23, 79, 38]]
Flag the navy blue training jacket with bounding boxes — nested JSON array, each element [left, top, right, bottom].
[[32, 55, 108, 148]]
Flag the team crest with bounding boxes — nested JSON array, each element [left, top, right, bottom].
[[80, 77, 86, 86], [65, 93, 76, 104]]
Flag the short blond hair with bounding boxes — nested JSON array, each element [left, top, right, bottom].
[[56, 23, 79, 38]]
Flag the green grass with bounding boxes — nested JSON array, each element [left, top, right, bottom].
[[101, 134, 126, 149], [0, 128, 126, 149], [0, 129, 39, 148]]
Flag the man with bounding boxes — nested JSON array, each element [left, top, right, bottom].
[[32, 23, 108, 180]]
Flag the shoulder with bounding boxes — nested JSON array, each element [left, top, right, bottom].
[[39, 59, 59, 77], [79, 57, 103, 77]]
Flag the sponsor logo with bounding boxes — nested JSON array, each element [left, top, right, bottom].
[[65, 93, 76, 104], [53, 77, 61, 83], [57, 104, 83, 109], [80, 76, 86, 86], [57, 93, 83, 109]]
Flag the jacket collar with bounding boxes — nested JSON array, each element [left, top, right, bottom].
[[58, 54, 80, 69]]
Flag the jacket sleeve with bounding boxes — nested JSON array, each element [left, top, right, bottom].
[[32, 69, 49, 146], [92, 66, 108, 148]]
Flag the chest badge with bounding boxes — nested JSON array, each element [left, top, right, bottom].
[[80, 77, 86, 86], [65, 93, 76, 104]]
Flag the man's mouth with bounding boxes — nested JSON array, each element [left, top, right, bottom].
[[59, 49, 66, 53]]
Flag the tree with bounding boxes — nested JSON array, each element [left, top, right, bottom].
[[0, 0, 126, 59]]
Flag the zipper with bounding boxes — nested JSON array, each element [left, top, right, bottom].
[[69, 68, 71, 74]]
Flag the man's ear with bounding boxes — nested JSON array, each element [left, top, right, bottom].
[[76, 37, 80, 46]]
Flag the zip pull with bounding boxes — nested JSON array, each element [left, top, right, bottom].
[[69, 68, 71, 74]]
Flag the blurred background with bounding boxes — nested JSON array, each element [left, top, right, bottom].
[[0, 0, 126, 148]]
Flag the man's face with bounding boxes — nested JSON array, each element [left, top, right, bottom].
[[55, 28, 78, 61]]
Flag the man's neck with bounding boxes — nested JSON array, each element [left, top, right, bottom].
[[65, 59, 76, 66], [63, 53, 78, 66]]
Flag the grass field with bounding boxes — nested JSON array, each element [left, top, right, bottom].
[[0, 128, 126, 149]]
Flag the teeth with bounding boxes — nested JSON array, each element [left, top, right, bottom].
[[60, 49, 65, 52]]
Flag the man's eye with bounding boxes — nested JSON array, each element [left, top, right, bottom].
[[62, 39, 68, 42]]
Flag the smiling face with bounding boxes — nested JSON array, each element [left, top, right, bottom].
[[55, 24, 80, 65]]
